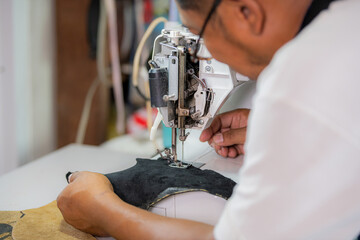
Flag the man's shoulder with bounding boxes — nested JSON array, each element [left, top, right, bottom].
[[258, 0, 360, 94], [255, 0, 360, 144]]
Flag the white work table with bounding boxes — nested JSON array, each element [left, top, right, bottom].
[[0, 144, 141, 211], [0, 143, 243, 239]]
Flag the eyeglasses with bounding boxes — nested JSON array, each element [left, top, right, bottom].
[[191, 0, 222, 62]]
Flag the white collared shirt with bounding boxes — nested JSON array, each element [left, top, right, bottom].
[[214, 0, 360, 239]]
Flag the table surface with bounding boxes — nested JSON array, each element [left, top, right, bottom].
[[0, 143, 243, 239]]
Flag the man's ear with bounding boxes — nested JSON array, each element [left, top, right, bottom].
[[228, 0, 265, 35]]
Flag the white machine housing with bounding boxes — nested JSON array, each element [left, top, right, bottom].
[[149, 23, 249, 132]]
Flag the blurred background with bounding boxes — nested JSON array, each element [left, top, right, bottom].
[[0, 0, 180, 175]]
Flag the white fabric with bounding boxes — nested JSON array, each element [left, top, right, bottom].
[[214, 0, 360, 239]]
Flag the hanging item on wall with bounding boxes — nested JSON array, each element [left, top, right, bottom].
[[144, 0, 153, 24]]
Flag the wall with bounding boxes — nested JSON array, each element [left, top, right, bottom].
[[0, 0, 56, 175], [0, 0, 18, 174], [56, 0, 109, 148]]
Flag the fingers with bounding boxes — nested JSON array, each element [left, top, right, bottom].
[[199, 109, 250, 142], [228, 147, 238, 158], [200, 114, 232, 142], [200, 127, 213, 142], [218, 146, 228, 157], [237, 145, 245, 155], [214, 146, 243, 158], [212, 127, 247, 147], [68, 171, 81, 183]]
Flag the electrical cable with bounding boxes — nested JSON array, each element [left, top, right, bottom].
[[150, 110, 163, 151], [135, 0, 145, 51], [132, 17, 168, 133], [134, 0, 151, 90], [76, 0, 108, 144], [135, 85, 149, 100], [97, 0, 109, 86], [120, 1, 134, 60], [105, 0, 126, 135], [75, 78, 101, 144], [132, 17, 167, 90]]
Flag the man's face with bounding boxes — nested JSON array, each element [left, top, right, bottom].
[[177, 5, 268, 80]]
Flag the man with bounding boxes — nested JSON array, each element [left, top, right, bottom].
[[57, 0, 360, 239]]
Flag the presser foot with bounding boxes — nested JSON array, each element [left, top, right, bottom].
[[161, 148, 191, 169], [169, 161, 191, 169]]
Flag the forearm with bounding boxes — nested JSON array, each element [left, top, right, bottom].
[[97, 192, 215, 240]]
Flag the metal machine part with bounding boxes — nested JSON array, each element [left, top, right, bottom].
[[148, 23, 249, 166]]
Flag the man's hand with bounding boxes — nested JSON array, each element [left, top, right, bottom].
[[57, 171, 214, 240], [200, 109, 250, 158], [57, 171, 115, 236]]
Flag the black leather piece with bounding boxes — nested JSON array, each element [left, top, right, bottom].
[[104, 158, 236, 210]]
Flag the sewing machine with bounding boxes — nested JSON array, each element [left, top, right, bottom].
[[0, 24, 254, 238], [148, 23, 249, 166]]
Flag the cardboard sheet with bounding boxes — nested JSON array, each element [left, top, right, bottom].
[[0, 201, 95, 240]]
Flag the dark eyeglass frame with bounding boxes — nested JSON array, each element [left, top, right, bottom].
[[191, 0, 222, 62]]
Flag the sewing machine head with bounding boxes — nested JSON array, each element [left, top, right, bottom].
[[148, 23, 249, 166]]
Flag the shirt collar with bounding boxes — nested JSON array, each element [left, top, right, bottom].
[[299, 0, 339, 32]]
